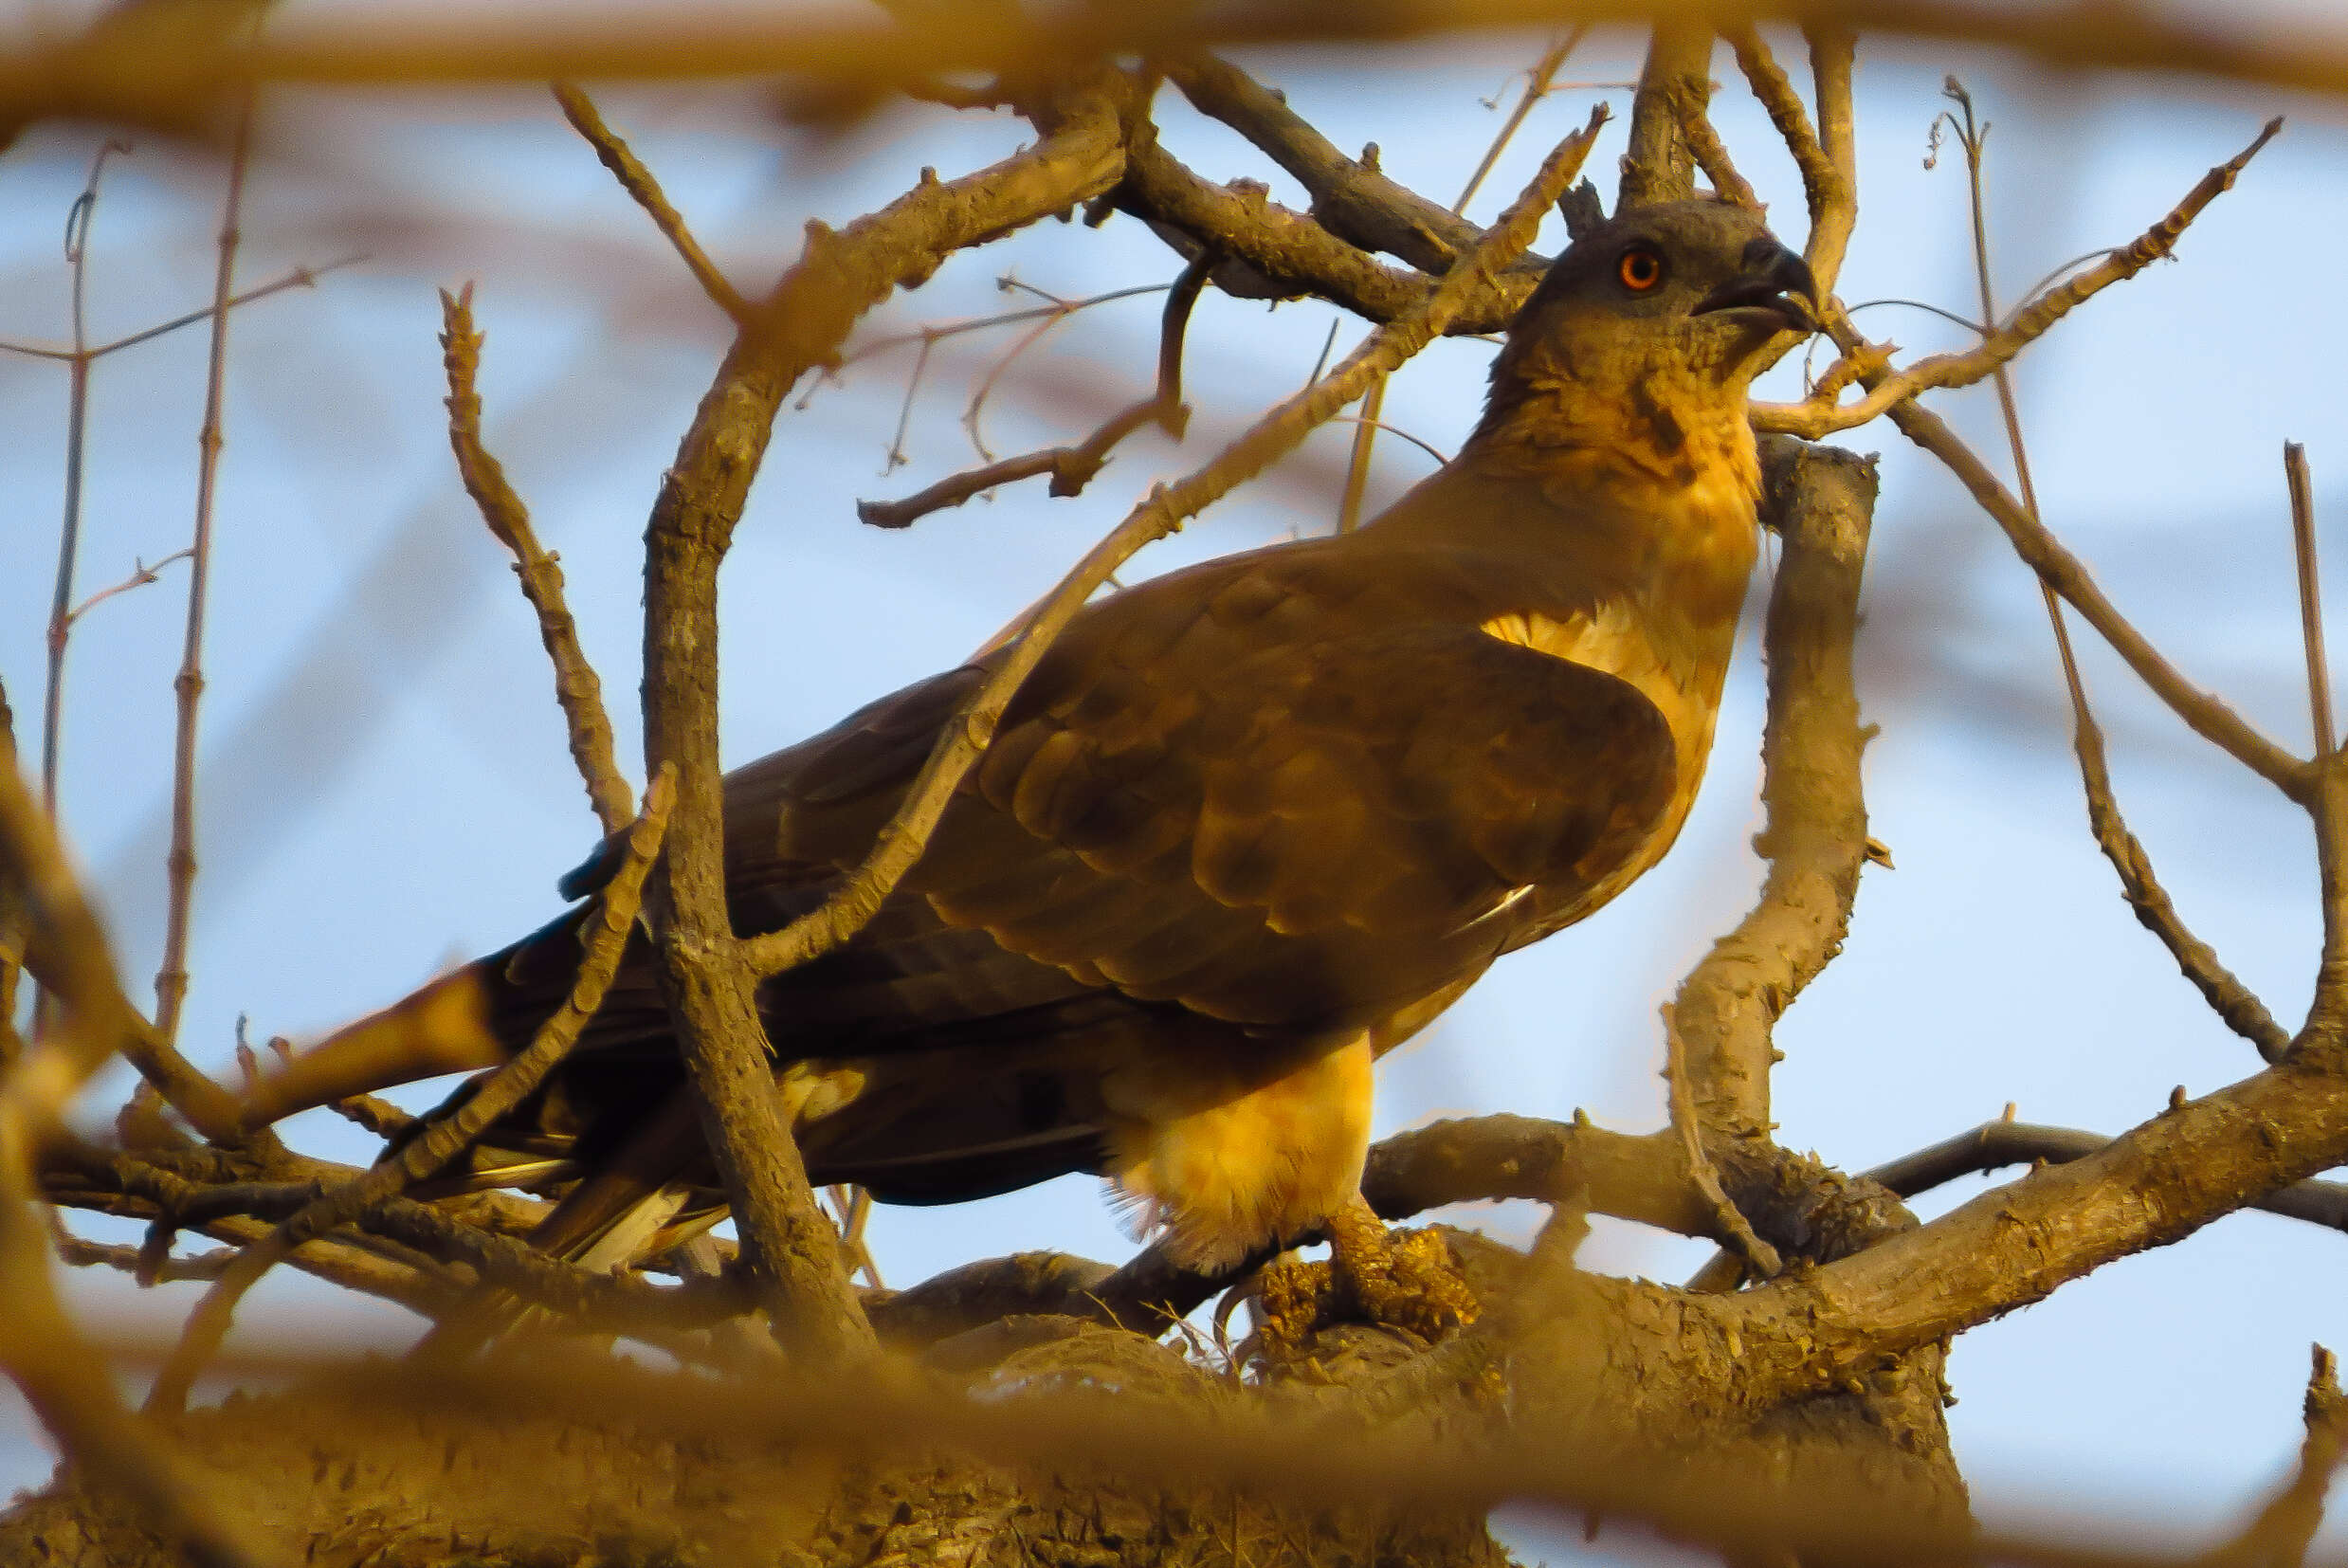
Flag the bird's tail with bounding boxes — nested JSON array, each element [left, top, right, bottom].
[[410, 1085, 722, 1359], [241, 961, 512, 1130]]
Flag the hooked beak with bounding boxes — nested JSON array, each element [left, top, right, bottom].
[[1691, 242, 1819, 335]]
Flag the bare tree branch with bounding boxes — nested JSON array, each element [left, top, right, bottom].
[[2201, 1346, 2348, 1568], [441, 284, 637, 834], [1669, 442, 1876, 1140], [155, 91, 253, 1047], [1616, 21, 1710, 210], [146, 768, 674, 1412], [857, 253, 1209, 529], [638, 73, 1128, 1361], [1168, 54, 1493, 275], [1861, 1118, 2348, 1236], [1756, 119, 2282, 438], [552, 82, 753, 324]]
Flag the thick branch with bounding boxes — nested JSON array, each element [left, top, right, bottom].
[[1721, 1041, 2348, 1401], [636, 73, 1125, 1363], [1616, 22, 1711, 210], [923, 1113, 1723, 1338], [1863, 1118, 2348, 1237], [1168, 54, 1491, 275], [1669, 441, 1876, 1139]]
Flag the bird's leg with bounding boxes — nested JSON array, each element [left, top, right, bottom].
[[1326, 1191, 1479, 1339], [1250, 1192, 1479, 1362]]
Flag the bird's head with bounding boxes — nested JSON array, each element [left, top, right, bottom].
[[1474, 197, 1815, 462]]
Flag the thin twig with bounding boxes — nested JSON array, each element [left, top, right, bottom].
[[1454, 32, 1584, 214], [1945, 82, 2286, 1064], [831, 283, 1170, 374], [0, 744, 241, 1139], [155, 93, 254, 1047], [1329, 415, 1447, 466], [961, 303, 1072, 462], [2287, 444, 2335, 759], [1756, 118, 2282, 438], [553, 82, 752, 324], [441, 284, 636, 834], [1337, 37, 1578, 533], [41, 140, 129, 820], [739, 106, 1610, 980], [2060, 641, 2292, 1061], [64, 548, 191, 625], [2291, 442, 2348, 1049], [0, 258, 365, 362], [1780, 121, 2298, 796], [1878, 373, 2308, 800], [858, 257, 1210, 528], [145, 766, 673, 1413]]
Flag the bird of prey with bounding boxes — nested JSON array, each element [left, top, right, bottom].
[[246, 196, 1815, 1332]]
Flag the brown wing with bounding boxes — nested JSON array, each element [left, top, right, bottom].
[[732, 538, 1679, 1041], [457, 538, 1675, 1212]]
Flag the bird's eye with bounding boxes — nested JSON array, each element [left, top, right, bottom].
[[1616, 246, 1665, 292]]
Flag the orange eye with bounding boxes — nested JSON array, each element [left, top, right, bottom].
[[1617, 246, 1664, 291]]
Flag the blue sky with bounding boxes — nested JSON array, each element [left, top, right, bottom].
[[3, 18, 2346, 1556]]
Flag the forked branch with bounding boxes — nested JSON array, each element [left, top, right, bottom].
[[857, 253, 1211, 528], [146, 768, 674, 1413], [1756, 119, 2282, 437]]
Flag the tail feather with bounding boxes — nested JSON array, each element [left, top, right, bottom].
[[523, 1085, 710, 1261], [409, 1086, 713, 1360], [243, 963, 509, 1130]]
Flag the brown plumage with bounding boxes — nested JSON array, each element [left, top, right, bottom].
[[249, 197, 1815, 1297]]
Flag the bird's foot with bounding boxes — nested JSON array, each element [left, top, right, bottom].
[[1248, 1194, 1478, 1363]]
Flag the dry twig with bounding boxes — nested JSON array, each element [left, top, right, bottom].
[[632, 79, 1126, 1360], [1940, 82, 2287, 1063], [552, 82, 752, 324], [1756, 119, 2282, 438], [145, 767, 674, 1412], [857, 254, 1210, 528], [1862, 1119, 2348, 1236], [441, 284, 636, 834], [155, 93, 252, 1047], [2201, 1346, 2348, 1568]]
